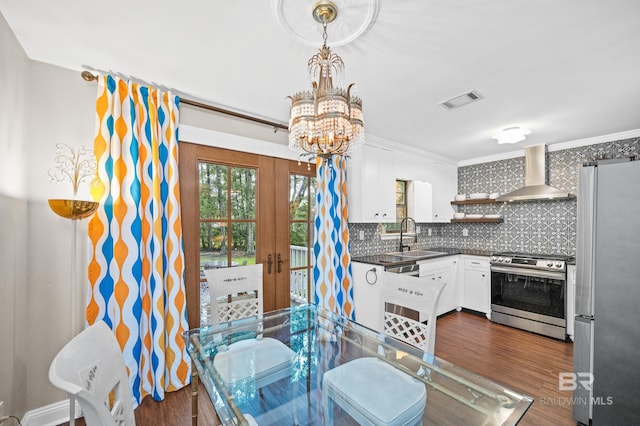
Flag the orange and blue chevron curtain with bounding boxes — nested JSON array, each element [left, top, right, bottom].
[[313, 155, 355, 320], [87, 75, 190, 406]]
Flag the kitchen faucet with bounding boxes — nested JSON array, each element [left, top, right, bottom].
[[399, 216, 417, 252]]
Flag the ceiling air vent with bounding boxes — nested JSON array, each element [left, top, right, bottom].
[[439, 90, 483, 110]]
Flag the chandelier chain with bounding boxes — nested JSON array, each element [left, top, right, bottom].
[[322, 19, 328, 47]]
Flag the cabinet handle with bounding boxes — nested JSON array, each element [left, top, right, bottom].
[[471, 261, 480, 265], [382, 213, 387, 217], [267, 254, 273, 274], [276, 253, 284, 273]]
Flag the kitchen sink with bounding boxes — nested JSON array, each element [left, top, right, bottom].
[[389, 250, 448, 259]]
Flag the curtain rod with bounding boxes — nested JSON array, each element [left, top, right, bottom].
[[80, 71, 289, 132]]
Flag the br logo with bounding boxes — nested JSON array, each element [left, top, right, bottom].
[[559, 372, 594, 391]]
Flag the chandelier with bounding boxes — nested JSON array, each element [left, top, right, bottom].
[[288, 1, 364, 158]]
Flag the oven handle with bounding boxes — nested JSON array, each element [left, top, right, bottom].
[[490, 265, 566, 281]]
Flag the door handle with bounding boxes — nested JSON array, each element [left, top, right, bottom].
[[277, 253, 284, 273], [267, 254, 273, 274]]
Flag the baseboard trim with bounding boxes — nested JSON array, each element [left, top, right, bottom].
[[21, 399, 82, 426]]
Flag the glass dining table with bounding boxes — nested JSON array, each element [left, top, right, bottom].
[[184, 304, 533, 425]]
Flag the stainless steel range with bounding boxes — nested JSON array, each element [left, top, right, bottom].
[[490, 251, 573, 340]]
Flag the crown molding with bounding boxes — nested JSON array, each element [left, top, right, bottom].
[[364, 133, 458, 166], [458, 129, 640, 167]]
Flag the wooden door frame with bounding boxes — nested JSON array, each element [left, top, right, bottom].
[[178, 142, 316, 329], [274, 159, 316, 309], [179, 142, 267, 329]]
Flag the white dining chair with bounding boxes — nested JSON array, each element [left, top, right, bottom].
[[381, 271, 446, 355], [322, 272, 446, 426], [203, 264, 295, 394], [49, 321, 136, 426]]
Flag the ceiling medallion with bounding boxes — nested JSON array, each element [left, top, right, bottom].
[[286, 1, 364, 159], [273, 0, 379, 48]]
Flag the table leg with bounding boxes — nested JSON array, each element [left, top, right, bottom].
[[191, 359, 199, 426]]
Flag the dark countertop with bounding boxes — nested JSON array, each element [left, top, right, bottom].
[[425, 247, 494, 257], [352, 247, 493, 266]]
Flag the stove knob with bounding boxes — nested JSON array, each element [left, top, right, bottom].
[[546, 261, 553, 267], [555, 261, 563, 268], [491, 256, 497, 262], [505, 258, 512, 263], [498, 257, 504, 262]]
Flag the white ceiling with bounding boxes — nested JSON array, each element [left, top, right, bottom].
[[2, 0, 639, 161]]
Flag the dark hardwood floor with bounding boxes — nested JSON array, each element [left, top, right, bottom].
[[60, 311, 575, 425], [436, 311, 575, 426]]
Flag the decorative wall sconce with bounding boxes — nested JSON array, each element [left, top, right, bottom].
[[48, 143, 98, 220]]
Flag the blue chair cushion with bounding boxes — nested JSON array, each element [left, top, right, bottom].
[[323, 357, 427, 426]]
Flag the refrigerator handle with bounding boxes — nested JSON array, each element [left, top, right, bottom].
[[575, 165, 596, 317]]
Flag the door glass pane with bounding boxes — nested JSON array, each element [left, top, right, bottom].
[[231, 222, 256, 266], [231, 167, 256, 220], [198, 160, 257, 326], [290, 175, 310, 220], [200, 163, 228, 220], [310, 177, 316, 218], [200, 222, 229, 268], [289, 173, 315, 306], [290, 269, 308, 305], [290, 223, 309, 267]]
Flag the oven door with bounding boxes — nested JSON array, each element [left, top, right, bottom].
[[491, 265, 566, 322]]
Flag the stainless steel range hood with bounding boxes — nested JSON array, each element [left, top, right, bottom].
[[496, 144, 575, 202]]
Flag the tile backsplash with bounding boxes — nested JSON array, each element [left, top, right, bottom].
[[349, 136, 640, 257]]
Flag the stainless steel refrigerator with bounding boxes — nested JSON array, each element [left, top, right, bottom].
[[574, 158, 640, 425]]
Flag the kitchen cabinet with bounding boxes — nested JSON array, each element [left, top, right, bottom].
[[347, 144, 396, 222], [567, 264, 576, 341], [418, 257, 460, 316], [461, 256, 491, 318], [408, 180, 433, 222], [352, 261, 383, 331], [408, 180, 453, 223]]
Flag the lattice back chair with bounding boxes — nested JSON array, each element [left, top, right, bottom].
[[203, 264, 296, 407], [205, 263, 264, 325], [382, 271, 446, 354], [49, 321, 135, 426], [322, 273, 445, 426]]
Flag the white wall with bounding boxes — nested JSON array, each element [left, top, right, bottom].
[[1, 12, 98, 416], [0, 11, 29, 418], [25, 60, 96, 411]]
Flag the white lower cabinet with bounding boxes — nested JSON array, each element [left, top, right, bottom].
[[567, 264, 576, 341], [418, 257, 459, 316], [353, 255, 492, 330], [352, 261, 383, 331], [461, 256, 491, 318]]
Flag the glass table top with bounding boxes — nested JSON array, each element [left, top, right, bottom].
[[184, 304, 533, 425]]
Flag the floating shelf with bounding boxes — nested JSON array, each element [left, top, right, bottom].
[[451, 218, 503, 223], [451, 199, 499, 205]]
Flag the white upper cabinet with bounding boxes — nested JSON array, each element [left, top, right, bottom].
[[399, 156, 456, 223], [348, 144, 396, 223], [347, 141, 456, 223], [408, 180, 433, 222]]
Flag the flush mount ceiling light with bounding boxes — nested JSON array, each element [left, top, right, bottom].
[[287, 1, 364, 159], [492, 126, 532, 144]]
